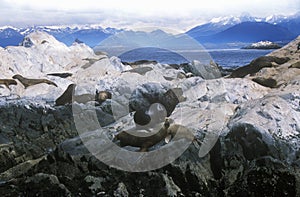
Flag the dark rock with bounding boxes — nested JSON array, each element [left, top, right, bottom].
[[74, 38, 84, 44], [183, 60, 222, 79], [229, 56, 290, 78], [47, 73, 73, 78], [23, 173, 71, 196], [252, 77, 278, 88], [122, 66, 153, 75], [20, 37, 34, 48]]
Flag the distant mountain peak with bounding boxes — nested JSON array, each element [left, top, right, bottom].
[[210, 16, 241, 25]]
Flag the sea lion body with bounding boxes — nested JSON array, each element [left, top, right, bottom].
[[55, 84, 75, 106], [167, 124, 195, 141], [12, 74, 57, 88], [56, 85, 111, 106], [114, 119, 170, 152], [0, 79, 17, 89]]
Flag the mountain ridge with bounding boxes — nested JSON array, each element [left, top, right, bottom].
[[0, 13, 299, 48]]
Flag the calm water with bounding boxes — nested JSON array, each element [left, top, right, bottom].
[[118, 47, 274, 68]]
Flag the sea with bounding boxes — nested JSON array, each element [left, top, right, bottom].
[[118, 47, 275, 69]]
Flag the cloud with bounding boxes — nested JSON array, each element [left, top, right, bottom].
[[0, 0, 299, 30]]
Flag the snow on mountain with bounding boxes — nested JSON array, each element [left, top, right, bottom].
[[187, 12, 299, 36], [0, 24, 120, 48]]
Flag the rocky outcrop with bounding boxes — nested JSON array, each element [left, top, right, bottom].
[[242, 41, 281, 49], [1, 33, 300, 196]]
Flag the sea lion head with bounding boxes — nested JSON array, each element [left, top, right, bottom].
[[95, 90, 112, 103], [12, 74, 22, 79]]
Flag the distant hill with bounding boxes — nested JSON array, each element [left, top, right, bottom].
[[192, 22, 296, 44], [56, 29, 112, 47], [0, 28, 23, 47], [277, 14, 300, 36], [186, 14, 258, 37], [0, 25, 118, 48]]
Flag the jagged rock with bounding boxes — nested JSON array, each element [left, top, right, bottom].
[[1, 33, 300, 196], [183, 60, 222, 79], [23, 173, 71, 196], [20, 37, 34, 48], [252, 77, 278, 88], [114, 182, 129, 197], [229, 56, 290, 78]]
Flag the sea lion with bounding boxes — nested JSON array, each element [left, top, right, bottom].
[[0, 79, 17, 90], [12, 74, 57, 89], [134, 103, 167, 129], [130, 85, 185, 126], [167, 124, 195, 142], [47, 73, 73, 78], [56, 84, 97, 105], [55, 84, 76, 106], [114, 118, 170, 152], [160, 88, 186, 116], [95, 90, 112, 104]]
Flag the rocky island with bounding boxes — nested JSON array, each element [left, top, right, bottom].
[[242, 40, 282, 49], [0, 31, 300, 196]]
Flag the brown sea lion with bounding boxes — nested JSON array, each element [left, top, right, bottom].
[[160, 88, 186, 117], [114, 118, 170, 152], [12, 74, 57, 89], [0, 79, 17, 90], [55, 84, 76, 106], [167, 124, 195, 142], [95, 90, 112, 104], [56, 85, 110, 106]]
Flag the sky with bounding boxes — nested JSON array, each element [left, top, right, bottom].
[[0, 0, 299, 32]]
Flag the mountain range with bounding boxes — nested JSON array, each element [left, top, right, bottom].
[[0, 12, 299, 48], [186, 13, 300, 44]]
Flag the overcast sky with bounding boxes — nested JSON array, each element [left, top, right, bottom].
[[0, 0, 299, 32]]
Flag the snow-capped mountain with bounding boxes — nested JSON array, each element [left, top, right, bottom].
[[0, 24, 120, 48], [0, 13, 299, 48], [186, 13, 299, 44], [186, 14, 261, 38], [187, 12, 299, 34]]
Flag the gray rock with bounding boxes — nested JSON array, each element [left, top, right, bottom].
[[183, 60, 222, 79]]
